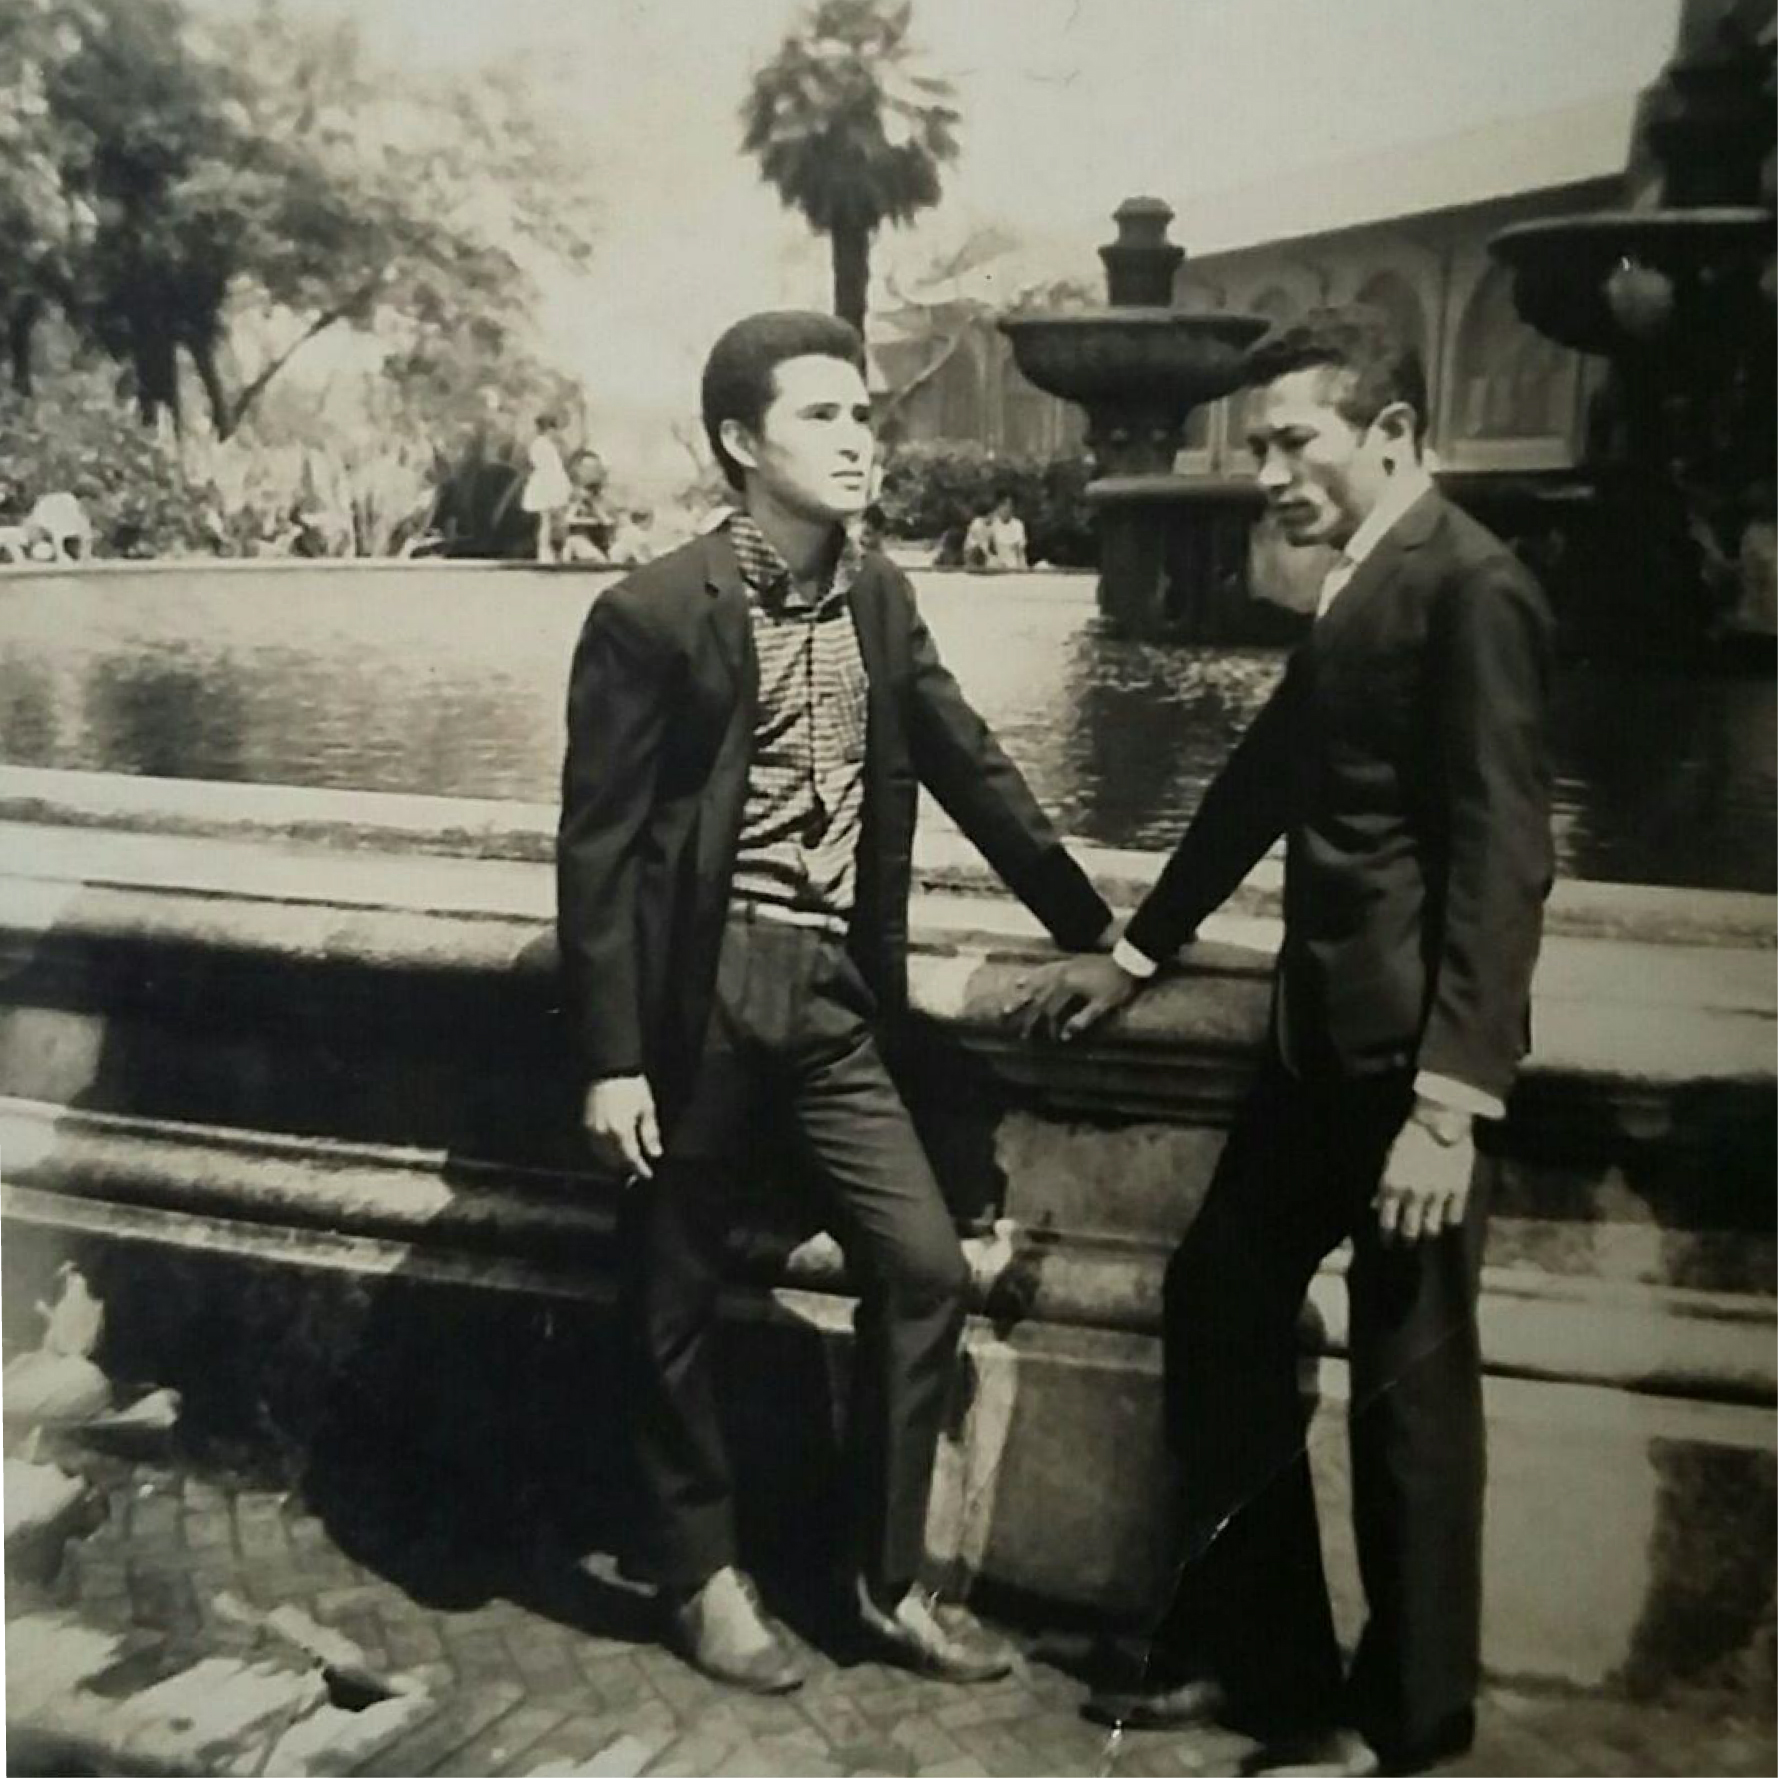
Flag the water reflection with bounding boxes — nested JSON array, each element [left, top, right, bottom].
[[1057, 630, 1280, 850], [84, 656, 248, 783], [0, 563, 1771, 892]]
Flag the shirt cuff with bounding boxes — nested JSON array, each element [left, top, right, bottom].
[[1415, 1071, 1506, 1121], [1111, 936, 1161, 980]]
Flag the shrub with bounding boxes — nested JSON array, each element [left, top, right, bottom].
[[876, 440, 1096, 567], [0, 376, 218, 557]]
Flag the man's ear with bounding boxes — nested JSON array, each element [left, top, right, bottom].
[[1374, 400, 1420, 459], [719, 418, 759, 477]]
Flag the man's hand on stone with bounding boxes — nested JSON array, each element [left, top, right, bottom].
[[583, 1074, 662, 1181], [1004, 954, 1141, 1042], [1375, 1100, 1475, 1244]]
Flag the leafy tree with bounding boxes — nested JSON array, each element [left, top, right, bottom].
[[197, 3, 597, 439], [741, 0, 959, 336], [39, 0, 258, 429], [6, 0, 598, 438], [0, 0, 97, 395]]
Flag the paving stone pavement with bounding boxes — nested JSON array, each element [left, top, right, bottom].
[[7, 1453, 1774, 1777]]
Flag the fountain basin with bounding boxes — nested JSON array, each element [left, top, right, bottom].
[[1492, 207, 1773, 355], [999, 308, 1267, 412]]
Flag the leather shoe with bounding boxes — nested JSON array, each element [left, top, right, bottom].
[[854, 1578, 1014, 1684], [663, 1566, 803, 1693], [1247, 1710, 1477, 1776], [1082, 1674, 1229, 1730]]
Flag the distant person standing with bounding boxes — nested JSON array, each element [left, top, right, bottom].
[[985, 493, 1028, 571], [522, 414, 573, 563]]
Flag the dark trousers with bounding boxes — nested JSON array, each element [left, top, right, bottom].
[[1150, 1055, 1488, 1758], [620, 913, 969, 1595]]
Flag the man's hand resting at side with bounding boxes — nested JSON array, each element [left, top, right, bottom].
[[582, 1074, 663, 1180]]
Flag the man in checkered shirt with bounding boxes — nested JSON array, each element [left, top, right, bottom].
[[557, 312, 1112, 1695]]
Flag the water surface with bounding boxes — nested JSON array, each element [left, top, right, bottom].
[[0, 562, 1771, 892]]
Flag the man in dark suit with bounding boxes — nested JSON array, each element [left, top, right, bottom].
[[557, 311, 1112, 1695], [1011, 307, 1554, 1775]]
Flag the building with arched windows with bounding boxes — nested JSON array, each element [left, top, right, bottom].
[[875, 92, 1632, 490], [1169, 94, 1630, 485]]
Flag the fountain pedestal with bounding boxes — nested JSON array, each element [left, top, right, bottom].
[[1001, 201, 1270, 637]]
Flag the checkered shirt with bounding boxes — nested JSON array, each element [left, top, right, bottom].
[[727, 512, 869, 931]]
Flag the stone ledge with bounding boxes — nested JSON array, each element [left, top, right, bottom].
[[5, 1100, 1771, 1404], [4, 765, 1772, 949], [3, 849, 1771, 1115]]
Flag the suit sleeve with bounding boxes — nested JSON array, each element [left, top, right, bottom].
[[1416, 560, 1554, 1101], [1122, 651, 1305, 966], [556, 592, 674, 1080], [902, 595, 1111, 950]]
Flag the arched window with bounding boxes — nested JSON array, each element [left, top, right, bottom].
[[1355, 270, 1430, 373], [1450, 264, 1574, 444]]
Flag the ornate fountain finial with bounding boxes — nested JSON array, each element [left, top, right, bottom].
[[1100, 198, 1186, 308]]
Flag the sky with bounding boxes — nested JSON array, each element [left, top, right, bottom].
[[258, 0, 1686, 492]]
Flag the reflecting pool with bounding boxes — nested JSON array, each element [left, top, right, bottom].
[[1, 563, 1771, 891]]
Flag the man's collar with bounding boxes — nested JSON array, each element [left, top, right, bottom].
[[1338, 465, 1436, 570], [727, 510, 858, 611]]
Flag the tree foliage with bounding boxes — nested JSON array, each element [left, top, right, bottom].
[[0, 0, 98, 394], [741, 0, 959, 335], [0, 0, 598, 438]]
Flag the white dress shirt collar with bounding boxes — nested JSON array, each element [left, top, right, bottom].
[[1317, 464, 1436, 619]]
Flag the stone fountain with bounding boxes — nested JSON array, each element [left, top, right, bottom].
[[1490, 0, 1775, 651], [1000, 199, 1271, 639]]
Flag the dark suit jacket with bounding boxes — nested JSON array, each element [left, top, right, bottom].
[[1124, 490, 1554, 1104], [557, 527, 1112, 1105]]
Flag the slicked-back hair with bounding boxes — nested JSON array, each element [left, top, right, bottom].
[[701, 310, 868, 490], [1241, 305, 1429, 443]]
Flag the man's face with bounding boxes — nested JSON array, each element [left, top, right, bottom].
[[728, 354, 874, 522], [1247, 366, 1396, 550]]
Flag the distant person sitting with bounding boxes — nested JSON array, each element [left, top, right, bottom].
[[24, 491, 93, 562], [563, 448, 616, 561], [859, 503, 889, 554], [279, 503, 331, 559], [522, 413, 573, 563], [962, 502, 995, 570], [985, 493, 1028, 571], [608, 505, 661, 566]]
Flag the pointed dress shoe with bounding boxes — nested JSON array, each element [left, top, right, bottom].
[[1245, 1707, 1476, 1776], [1082, 1673, 1230, 1730], [663, 1565, 804, 1693], [854, 1578, 1015, 1684]]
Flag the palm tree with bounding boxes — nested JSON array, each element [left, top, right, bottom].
[[741, 0, 960, 338]]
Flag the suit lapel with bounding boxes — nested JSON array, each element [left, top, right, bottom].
[[1313, 487, 1441, 647], [846, 554, 889, 688], [702, 527, 757, 707]]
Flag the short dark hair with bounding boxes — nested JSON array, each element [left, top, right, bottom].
[[701, 310, 868, 490], [1241, 305, 1428, 442]]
